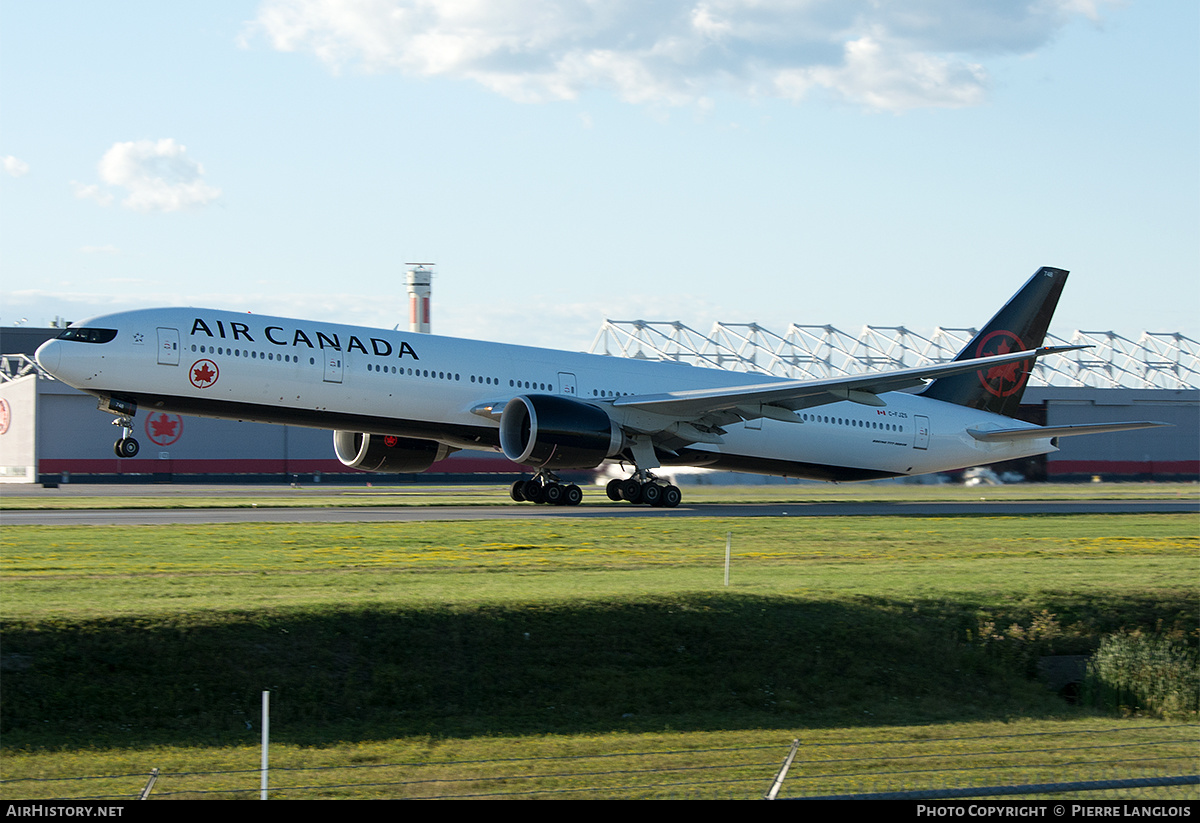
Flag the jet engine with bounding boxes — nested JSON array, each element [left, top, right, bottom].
[[499, 395, 624, 470], [333, 431, 455, 473]]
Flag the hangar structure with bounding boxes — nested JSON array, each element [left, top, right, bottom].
[[590, 320, 1199, 481], [1, 319, 1197, 484]]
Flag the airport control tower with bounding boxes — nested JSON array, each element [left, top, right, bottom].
[[406, 263, 434, 334]]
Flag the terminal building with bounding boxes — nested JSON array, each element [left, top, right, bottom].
[[2, 274, 1196, 485]]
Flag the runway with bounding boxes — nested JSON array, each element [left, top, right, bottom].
[[4, 499, 1196, 525]]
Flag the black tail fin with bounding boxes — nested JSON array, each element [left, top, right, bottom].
[[919, 266, 1068, 417]]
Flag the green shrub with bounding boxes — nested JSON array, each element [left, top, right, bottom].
[[1084, 632, 1199, 719], [973, 610, 1071, 677]]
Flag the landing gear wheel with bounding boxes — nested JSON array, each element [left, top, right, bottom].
[[661, 484, 682, 508], [605, 478, 623, 501], [620, 478, 644, 503], [509, 480, 526, 502], [563, 484, 583, 506], [543, 483, 565, 506], [523, 479, 545, 504], [114, 437, 140, 458], [641, 482, 663, 507]]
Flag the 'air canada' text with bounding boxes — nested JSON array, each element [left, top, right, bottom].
[[189, 318, 420, 360]]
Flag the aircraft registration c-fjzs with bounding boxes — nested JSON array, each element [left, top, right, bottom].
[[34, 267, 1167, 507]]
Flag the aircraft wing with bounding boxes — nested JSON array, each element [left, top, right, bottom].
[[612, 345, 1084, 424]]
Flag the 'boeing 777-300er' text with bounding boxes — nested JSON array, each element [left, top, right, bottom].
[[35, 267, 1167, 507]]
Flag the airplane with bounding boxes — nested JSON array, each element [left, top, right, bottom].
[[34, 266, 1167, 507]]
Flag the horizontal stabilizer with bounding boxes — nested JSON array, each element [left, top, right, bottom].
[[967, 421, 1171, 442]]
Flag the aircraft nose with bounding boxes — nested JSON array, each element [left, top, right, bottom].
[[34, 339, 60, 374]]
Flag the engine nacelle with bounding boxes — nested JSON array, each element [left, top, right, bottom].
[[499, 395, 624, 470], [333, 431, 455, 473]]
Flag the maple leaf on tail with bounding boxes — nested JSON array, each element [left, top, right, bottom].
[[977, 334, 1028, 396]]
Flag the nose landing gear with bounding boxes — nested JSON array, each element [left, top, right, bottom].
[[112, 417, 140, 458]]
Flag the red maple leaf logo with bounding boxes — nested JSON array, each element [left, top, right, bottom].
[[985, 339, 1022, 385], [145, 413, 183, 446], [976, 331, 1028, 397], [189, 359, 219, 389], [150, 414, 178, 438]]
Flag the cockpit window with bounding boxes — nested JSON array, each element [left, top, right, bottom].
[[57, 327, 118, 344]]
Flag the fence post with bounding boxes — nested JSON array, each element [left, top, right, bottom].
[[763, 739, 800, 800], [261, 690, 270, 800], [724, 532, 732, 587], [137, 768, 159, 800]]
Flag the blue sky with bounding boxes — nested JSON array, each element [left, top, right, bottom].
[[2, 1, 1197, 351]]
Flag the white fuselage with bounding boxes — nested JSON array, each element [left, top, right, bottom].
[[35, 307, 1056, 481]]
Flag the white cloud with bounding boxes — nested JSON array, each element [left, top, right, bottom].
[[72, 181, 114, 206], [245, 0, 1120, 111], [3, 155, 30, 177], [775, 35, 988, 110], [77, 139, 221, 212]]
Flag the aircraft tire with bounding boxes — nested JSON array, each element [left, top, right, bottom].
[[641, 482, 663, 506], [605, 478, 623, 501], [523, 479, 546, 504], [563, 484, 583, 505], [509, 480, 526, 502], [543, 483, 565, 505], [620, 478, 643, 503], [661, 485, 682, 508], [115, 438, 140, 458]]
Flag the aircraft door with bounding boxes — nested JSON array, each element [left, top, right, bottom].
[[913, 415, 930, 450], [557, 372, 577, 396], [323, 352, 343, 383], [156, 328, 179, 365]]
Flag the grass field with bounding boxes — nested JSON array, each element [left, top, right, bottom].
[[1, 490, 1196, 799], [2, 720, 1195, 800]]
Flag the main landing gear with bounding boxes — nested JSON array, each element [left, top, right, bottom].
[[509, 471, 682, 508], [510, 472, 583, 506], [605, 472, 682, 508], [508, 438, 683, 507], [112, 416, 140, 458]]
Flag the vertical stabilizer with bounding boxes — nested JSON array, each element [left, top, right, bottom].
[[919, 267, 1068, 418]]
